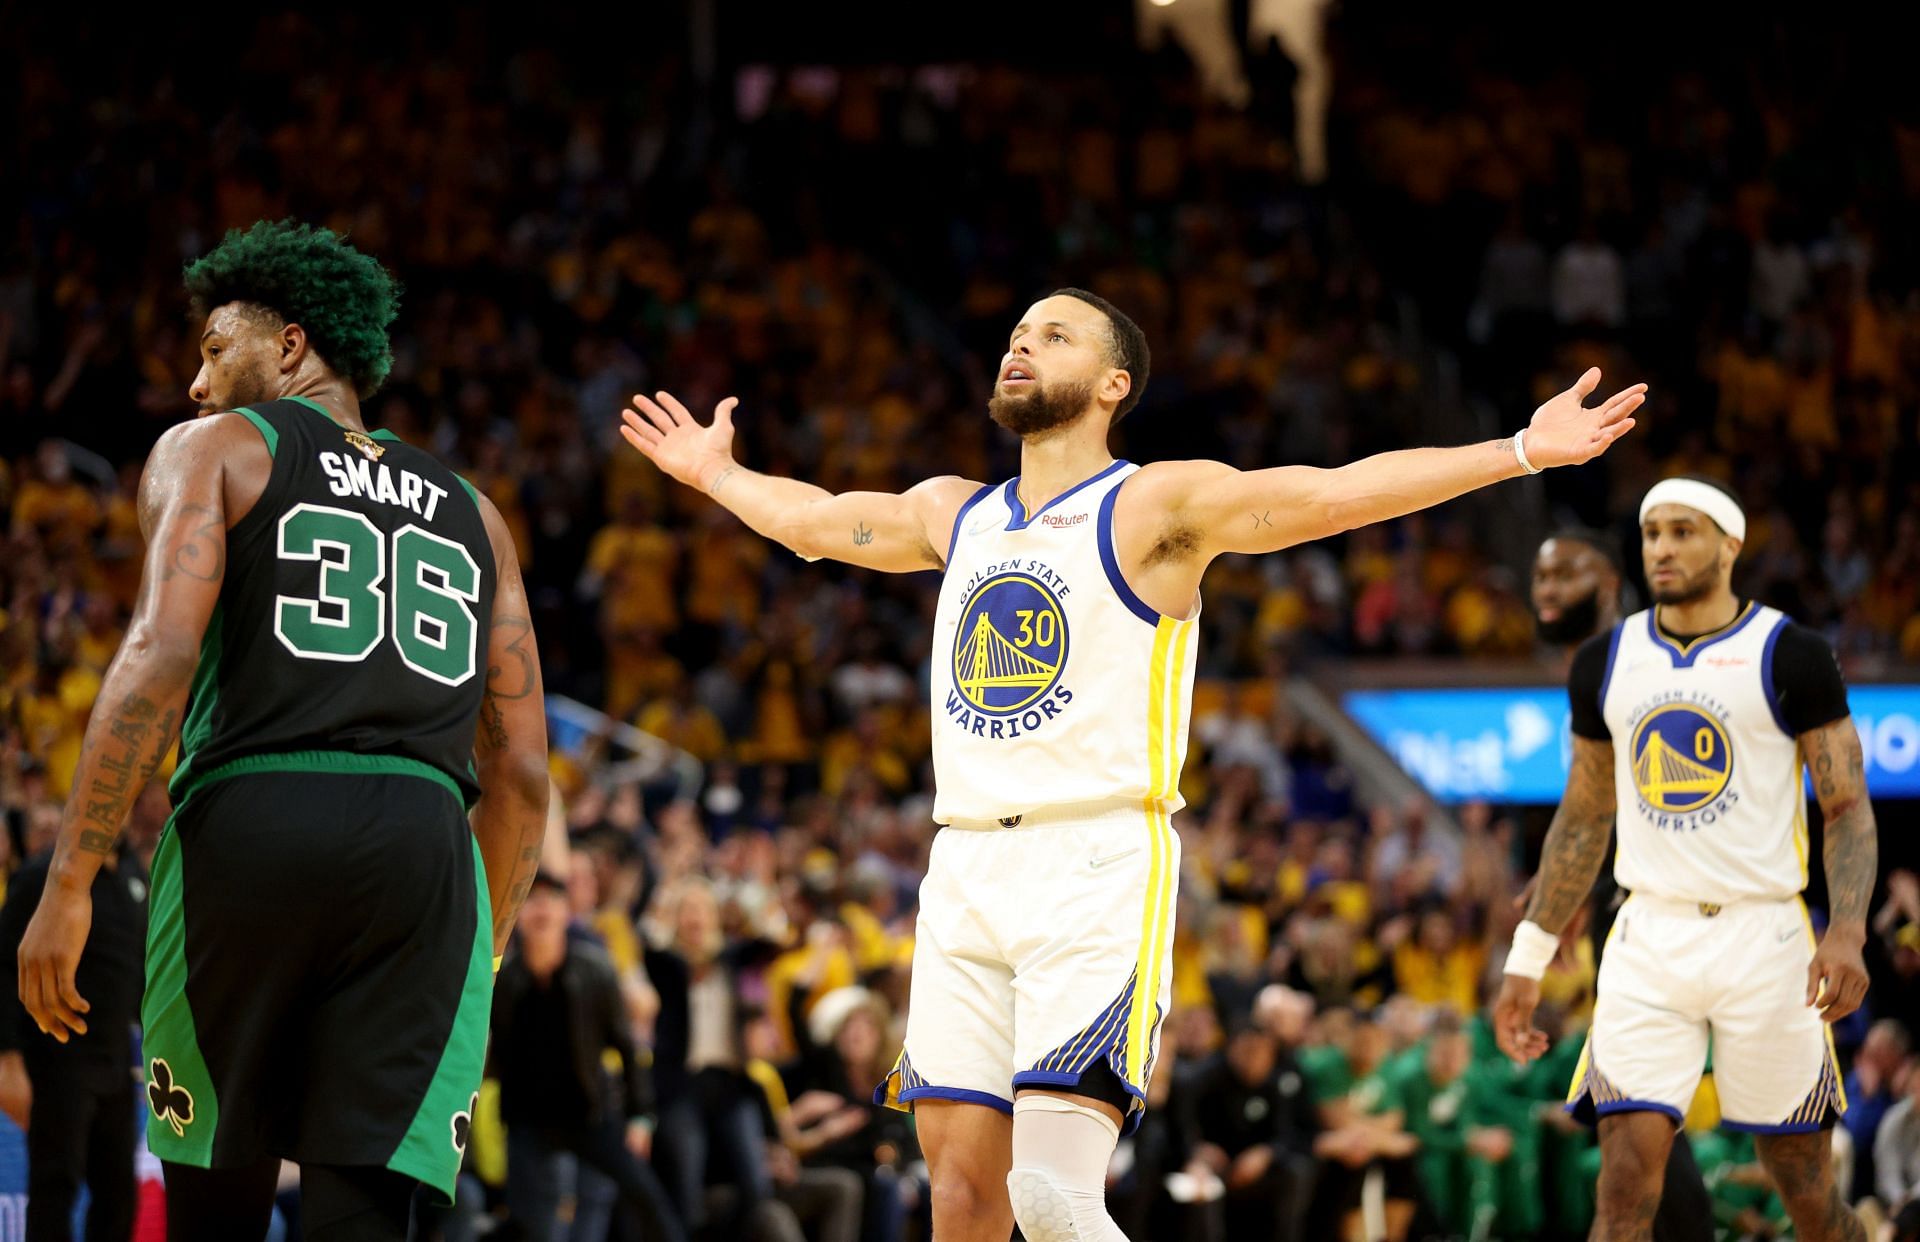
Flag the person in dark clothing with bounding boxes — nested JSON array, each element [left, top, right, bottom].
[[491, 872, 684, 1242], [783, 981, 924, 1242], [641, 878, 775, 1238], [1178, 1017, 1320, 1242], [0, 845, 146, 1242]]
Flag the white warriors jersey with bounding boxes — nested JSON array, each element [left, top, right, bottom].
[[1599, 603, 1810, 904], [930, 461, 1200, 824]]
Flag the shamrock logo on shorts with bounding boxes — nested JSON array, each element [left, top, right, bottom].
[[147, 1058, 195, 1137], [451, 1090, 478, 1154]]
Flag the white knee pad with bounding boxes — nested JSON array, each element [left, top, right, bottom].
[[1006, 1094, 1129, 1242]]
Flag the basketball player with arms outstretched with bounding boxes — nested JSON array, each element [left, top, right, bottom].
[[1496, 478, 1875, 1242], [624, 289, 1644, 1241]]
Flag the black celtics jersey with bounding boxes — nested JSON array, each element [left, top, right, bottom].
[[168, 396, 497, 806]]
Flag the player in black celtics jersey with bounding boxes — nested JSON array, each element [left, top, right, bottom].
[[16, 220, 552, 1241]]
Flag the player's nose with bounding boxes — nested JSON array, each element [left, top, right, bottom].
[[188, 368, 210, 405]]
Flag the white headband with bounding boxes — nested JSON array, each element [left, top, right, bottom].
[[1639, 479, 1746, 543]]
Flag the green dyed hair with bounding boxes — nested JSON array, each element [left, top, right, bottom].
[[184, 219, 401, 396]]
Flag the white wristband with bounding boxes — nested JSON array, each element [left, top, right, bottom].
[[1513, 428, 1543, 475], [1503, 920, 1560, 979]]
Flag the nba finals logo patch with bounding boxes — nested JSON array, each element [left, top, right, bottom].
[[946, 562, 1075, 740], [344, 430, 386, 461], [1628, 692, 1738, 830]]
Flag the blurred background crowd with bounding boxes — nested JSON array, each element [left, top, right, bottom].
[[4, 3, 1920, 1239]]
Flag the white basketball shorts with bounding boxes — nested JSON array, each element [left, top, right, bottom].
[[876, 798, 1179, 1134], [1566, 893, 1846, 1133]]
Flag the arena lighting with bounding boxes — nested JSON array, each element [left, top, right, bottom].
[[1149, 0, 1178, 6]]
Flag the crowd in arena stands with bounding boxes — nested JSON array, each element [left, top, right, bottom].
[[4, 9, 1920, 1241]]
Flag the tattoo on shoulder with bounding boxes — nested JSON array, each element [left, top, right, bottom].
[[161, 504, 225, 582], [1252, 511, 1273, 529]]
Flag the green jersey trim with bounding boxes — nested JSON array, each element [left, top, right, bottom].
[[233, 407, 279, 458], [284, 394, 342, 425]]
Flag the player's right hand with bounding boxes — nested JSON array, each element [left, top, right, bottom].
[[620, 391, 738, 492], [1491, 973, 1548, 1066], [17, 883, 92, 1044]]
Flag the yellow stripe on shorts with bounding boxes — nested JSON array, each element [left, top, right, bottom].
[[1127, 617, 1188, 1085]]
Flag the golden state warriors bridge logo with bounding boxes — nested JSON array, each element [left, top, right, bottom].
[[1629, 698, 1737, 829], [946, 569, 1076, 738]]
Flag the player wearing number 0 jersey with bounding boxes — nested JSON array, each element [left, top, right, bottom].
[[17, 221, 551, 1242], [1495, 477, 1877, 1242], [622, 287, 1645, 1242]]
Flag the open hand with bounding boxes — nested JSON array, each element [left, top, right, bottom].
[[620, 391, 739, 493], [18, 884, 92, 1044], [1523, 369, 1646, 468]]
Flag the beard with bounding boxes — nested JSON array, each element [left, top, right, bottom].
[[1535, 589, 1603, 646], [201, 357, 277, 415], [988, 375, 1097, 438], [1649, 559, 1722, 606]]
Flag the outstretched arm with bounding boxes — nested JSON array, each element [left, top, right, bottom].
[[469, 494, 551, 958], [620, 391, 980, 572], [20, 414, 259, 1041], [1800, 717, 1876, 1022], [1136, 369, 1644, 558]]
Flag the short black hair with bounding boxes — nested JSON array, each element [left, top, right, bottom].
[[1541, 526, 1622, 574], [184, 219, 401, 396], [1049, 288, 1150, 423]]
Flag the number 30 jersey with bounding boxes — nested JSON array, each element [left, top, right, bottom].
[[929, 461, 1200, 825], [168, 397, 497, 806]]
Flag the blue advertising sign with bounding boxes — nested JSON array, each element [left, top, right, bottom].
[[1342, 684, 1920, 805]]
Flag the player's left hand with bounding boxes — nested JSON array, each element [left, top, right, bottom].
[[1522, 368, 1647, 468], [17, 882, 92, 1044], [1806, 927, 1870, 1023]]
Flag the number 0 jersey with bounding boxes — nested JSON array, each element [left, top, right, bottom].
[[930, 461, 1199, 824], [168, 397, 497, 805], [1578, 602, 1847, 905]]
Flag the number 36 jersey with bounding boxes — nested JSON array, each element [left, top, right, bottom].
[[1576, 602, 1850, 905], [168, 397, 496, 806], [929, 461, 1200, 825]]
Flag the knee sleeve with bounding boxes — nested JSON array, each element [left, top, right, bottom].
[[1007, 1094, 1128, 1242]]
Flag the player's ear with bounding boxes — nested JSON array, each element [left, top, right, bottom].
[[278, 322, 307, 374], [1103, 367, 1131, 409]]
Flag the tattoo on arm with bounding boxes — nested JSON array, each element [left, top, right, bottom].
[[485, 615, 536, 702], [708, 466, 740, 497], [73, 693, 180, 856], [160, 504, 226, 582], [1525, 739, 1617, 933], [495, 843, 543, 944], [1252, 511, 1273, 529], [1494, 438, 1514, 457], [1803, 718, 1877, 927], [853, 522, 873, 546], [478, 695, 509, 750]]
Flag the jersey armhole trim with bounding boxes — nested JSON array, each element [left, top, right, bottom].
[[1759, 615, 1795, 737], [1596, 621, 1626, 711], [1097, 477, 1167, 626], [233, 407, 278, 458], [942, 483, 995, 572], [452, 474, 482, 506]]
